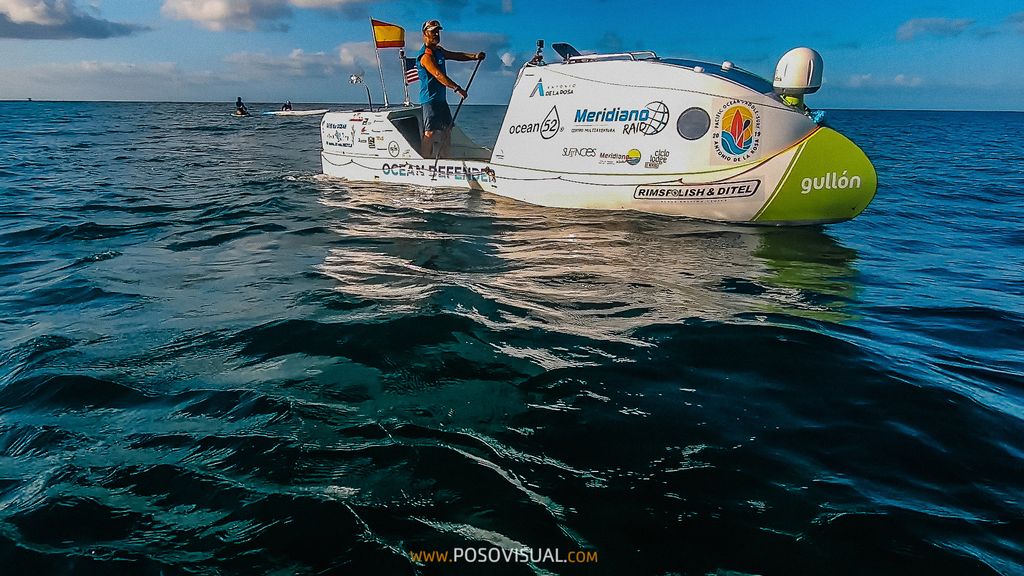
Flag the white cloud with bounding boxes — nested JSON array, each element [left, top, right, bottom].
[[0, 55, 344, 101], [221, 41, 377, 79], [161, 0, 373, 30], [896, 17, 973, 41], [289, 0, 366, 7], [0, 0, 64, 24], [0, 60, 209, 100], [161, 0, 291, 31], [225, 48, 344, 78], [438, 31, 509, 60], [0, 0, 146, 38], [891, 74, 923, 87], [337, 41, 376, 70], [843, 73, 923, 89]]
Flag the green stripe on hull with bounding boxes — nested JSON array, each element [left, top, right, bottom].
[[755, 128, 877, 224]]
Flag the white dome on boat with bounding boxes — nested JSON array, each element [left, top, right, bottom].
[[773, 47, 823, 95]]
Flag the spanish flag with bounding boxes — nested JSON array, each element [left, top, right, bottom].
[[371, 19, 404, 49]]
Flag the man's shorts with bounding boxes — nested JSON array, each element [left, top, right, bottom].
[[422, 100, 453, 132]]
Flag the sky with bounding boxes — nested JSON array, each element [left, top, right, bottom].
[[1, 0, 1022, 110]]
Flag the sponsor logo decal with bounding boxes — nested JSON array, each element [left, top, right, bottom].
[[324, 122, 355, 148], [598, 150, 643, 165], [540, 106, 561, 139], [645, 149, 670, 169], [713, 100, 761, 162], [508, 106, 562, 139], [634, 179, 761, 200], [571, 101, 670, 136], [325, 130, 353, 148], [800, 171, 862, 194], [382, 163, 496, 182], [388, 141, 400, 157], [562, 147, 596, 157], [530, 80, 575, 97]]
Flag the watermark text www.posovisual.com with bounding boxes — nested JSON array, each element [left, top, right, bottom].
[[409, 547, 598, 564]]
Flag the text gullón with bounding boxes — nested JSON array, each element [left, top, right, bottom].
[[800, 171, 861, 194]]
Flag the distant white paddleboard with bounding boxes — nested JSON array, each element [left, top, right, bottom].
[[263, 109, 329, 116]]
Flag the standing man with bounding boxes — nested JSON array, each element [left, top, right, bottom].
[[416, 19, 485, 159]]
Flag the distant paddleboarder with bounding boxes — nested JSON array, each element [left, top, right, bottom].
[[235, 97, 248, 116], [281, 101, 292, 111]]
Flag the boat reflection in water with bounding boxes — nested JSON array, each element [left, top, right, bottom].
[[309, 179, 864, 543], [314, 179, 860, 369]]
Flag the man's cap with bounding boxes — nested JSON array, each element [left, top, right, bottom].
[[422, 19, 442, 32]]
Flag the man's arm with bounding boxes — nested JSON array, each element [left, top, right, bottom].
[[421, 47, 469, 98], [441, 48, 486, 62], [420, 48, 460, 89]]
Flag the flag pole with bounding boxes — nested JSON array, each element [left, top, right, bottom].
[[400, 49, 411, 106], [370, 19, 390, 109]]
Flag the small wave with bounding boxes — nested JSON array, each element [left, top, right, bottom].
[[9, 496, 149, 545], [171, 388, 294, 424], [164, 223, 288, 251], [0, 221, 168, 245], [100, 463, 249, 511], [229, 315, 475, 364], [869, 305, 1024, 352], [804, 511, 1008, 574], [0, 374, 154, 413], [0, 424, 85, 457], [66, 250, 122, 268], [0, 258, 49, 275], [20, 278, 137, 309], [78, 201, 184, 215]]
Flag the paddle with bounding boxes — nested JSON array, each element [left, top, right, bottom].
[[432, 58, 483, 179]]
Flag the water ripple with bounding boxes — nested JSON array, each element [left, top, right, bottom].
[[0, 104, 1021, 574]]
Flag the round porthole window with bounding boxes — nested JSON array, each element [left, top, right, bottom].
[[677, 107, 711, 140]]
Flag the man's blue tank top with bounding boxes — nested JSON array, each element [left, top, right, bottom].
[[416, 45, 447, 104]]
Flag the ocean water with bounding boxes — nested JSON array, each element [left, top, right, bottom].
[[0, 101, 1022, 575]]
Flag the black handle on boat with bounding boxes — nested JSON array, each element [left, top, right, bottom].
[[432, 58, 483, 178]]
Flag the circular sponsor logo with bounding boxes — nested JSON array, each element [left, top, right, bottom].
[[713, 100, 761, 162], [387, 141, 400, 157], [642, 101, 670, 135], [626, 149, 642, 165]]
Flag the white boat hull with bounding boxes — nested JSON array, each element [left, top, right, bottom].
[[322, 152, 497, 190], [320, 52, 877, 225]]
